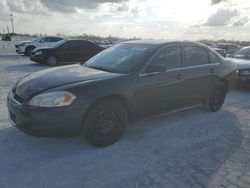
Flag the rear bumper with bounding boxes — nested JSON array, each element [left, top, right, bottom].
[[7, 92, 88, 137]]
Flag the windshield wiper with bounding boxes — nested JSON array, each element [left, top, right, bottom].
[[88, 66, 113, 73]]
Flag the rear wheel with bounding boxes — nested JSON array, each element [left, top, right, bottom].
[[46, 55, 58, 66], [83, 101, 127, 147], [206, 83, 226, 112]]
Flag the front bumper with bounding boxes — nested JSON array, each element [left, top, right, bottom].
[[30, 55, 45, 63], [15, 45, 25, 54], [238, 74, 250, 83], [7, 92, 88, 137]]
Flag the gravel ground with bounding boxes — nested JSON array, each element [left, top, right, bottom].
[[0, 56, 249, 188]]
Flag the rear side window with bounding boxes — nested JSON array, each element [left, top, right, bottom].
[[150, 46, 182, 70], [68, 41, 78, 50], [184, 46, 209, 67], [80, 41, 99, 51], [208, 51, 221, 64], [51, 37, 62, 42]]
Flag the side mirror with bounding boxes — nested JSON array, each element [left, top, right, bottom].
[[144, 64, 166, 74]]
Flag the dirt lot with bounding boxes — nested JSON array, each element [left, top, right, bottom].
[[0, 56, 250, 188]]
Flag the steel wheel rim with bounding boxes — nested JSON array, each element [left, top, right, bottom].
[[212, 88, 224, 107], [95, 110, 118, 137], [47, 56, 57, 65]]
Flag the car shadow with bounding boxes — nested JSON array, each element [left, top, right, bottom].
[[5, 63, 49, 73], [0, 108, 243, 188]]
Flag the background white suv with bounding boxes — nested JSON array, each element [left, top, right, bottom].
[[15, 36, 64, 56]]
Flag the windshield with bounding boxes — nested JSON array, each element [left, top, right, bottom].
[[51, 40, 66, 48], [234, 48, 250, 56], [85, 43, 156, 74], [31, 37, 41, 42]]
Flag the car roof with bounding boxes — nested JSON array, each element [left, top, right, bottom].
[[38, 36, 63, 39], [242, 46, 250, 49], [64, 39, 94, 43], [122, 40, 206, 47]]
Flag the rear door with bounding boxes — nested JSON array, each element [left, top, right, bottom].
[[78, 41, 102, 63], [134, 45, 186, 116], [61, 41, 79, 63], [181, 45, 221, 105]]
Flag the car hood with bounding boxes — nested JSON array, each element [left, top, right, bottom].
[[228, 58, 250, 69], [32, 47, 53, 53], [15, 64, 121, 100], [15, 40, 31, 46]]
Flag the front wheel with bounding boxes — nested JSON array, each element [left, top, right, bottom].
[[46, 55, 58, 66], [25, 46, 35, 56], [206, 83, 226, 112], [83, 101, 127, 147]]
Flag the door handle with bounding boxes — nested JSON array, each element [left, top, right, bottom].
[[210, 68, 216, 74], [176, 74, 183, 80]]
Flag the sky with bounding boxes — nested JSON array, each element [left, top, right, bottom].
[[0, 0, 250, 40]]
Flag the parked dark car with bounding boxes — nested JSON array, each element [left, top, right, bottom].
[[233, 46, 250, 60], [7, 40, 237, 147], [213, 48, 227, 57], [217, 43, 240, 56], [230, 57, 250, 85], [30, 39, 105, 66]]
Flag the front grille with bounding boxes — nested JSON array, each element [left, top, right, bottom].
[[239, 69, 250, 76], [11, 90, 24, 104]]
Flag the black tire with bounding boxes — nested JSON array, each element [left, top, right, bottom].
[[206, 83, 226, 112], [83, 100, 127, 147], [25, 46, 35, 56], [46, 55, 58, 66]]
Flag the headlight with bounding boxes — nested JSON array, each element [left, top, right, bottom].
[[35, 51, 42, 55], [29, 91, 76, 107], [20, 42, 27, 46]]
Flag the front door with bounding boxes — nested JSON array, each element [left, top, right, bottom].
[[134, 45, 186, 117]]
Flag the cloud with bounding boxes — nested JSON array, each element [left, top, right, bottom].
[[211, 0, 229, 5], [7, 0, 48, 14], [40, 0, 129, 13], [131, 6, 140, 14], [117, 4, 129, 12], [233, 16, 249, 26], [204, 9, 239, 26]]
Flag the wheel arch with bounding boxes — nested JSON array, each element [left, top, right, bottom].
[[25, 45, 36, 51], [82, 94, 131, 126], [220, 79, 229, 92]]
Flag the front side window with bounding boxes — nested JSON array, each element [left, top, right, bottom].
[[209, 51, 221, 64], [184, 46, 209, 67], [39, 37, 50, 43], [149, 46, 182, 70]]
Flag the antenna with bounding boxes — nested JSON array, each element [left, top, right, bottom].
[[10, 13, 14, 34], [6, 25, 9, 34]]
